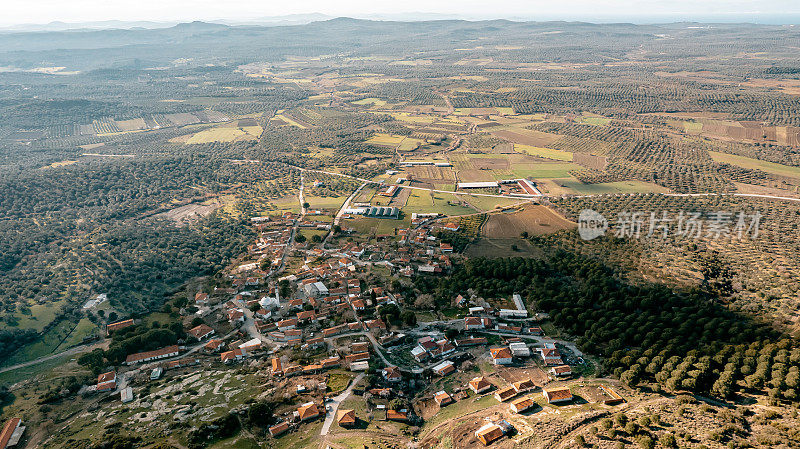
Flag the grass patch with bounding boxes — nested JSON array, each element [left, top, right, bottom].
[[57, 317, 98, 350], [5, 300, 65, 332], [327, 371, 353, 394], [0, 351, 88, 387]]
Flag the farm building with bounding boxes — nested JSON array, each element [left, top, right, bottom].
[[543, 387, 573, 404], [350, 360, 369, 371], [386, 409, 408, 422], [380, 185, 399, 197], [509, 341, 530, 357], [469, 377, 493, 394], [494, 386, 518, 402], [513, 379, 536, 394], [458, 181, 499, 189], [475, 423, 504, 446], [500, 294, 528, 318], [599, 385, 624, 405], [120, 387, 134, 403], [510, 396, 535, 413], [106, 319, 135, 336], [124, 345, 180, 365], [268, 421, 289, 437], [455, 337, 488, 347], [364, 206, 400, 219]]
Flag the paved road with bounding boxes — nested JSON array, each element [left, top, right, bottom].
[[320, 372, 366, 436], [241, 307, 269, 344], [333, 181, 367, 226]]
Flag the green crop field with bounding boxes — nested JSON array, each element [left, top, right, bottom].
[[708, 151, 800, 179], [512, 162, 582, 178], [404, 189, 476, 216], [581, 116, 612, 126], [514, 144, 573, 161]]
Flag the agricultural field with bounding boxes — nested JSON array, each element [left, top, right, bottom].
[[402, 188, 476, 216], [183, 124, 263, 144], [367, 133, 406, 147], [708, 151, 800, 179], [481, 205, 575, 238], [514, 144, 573, 161]]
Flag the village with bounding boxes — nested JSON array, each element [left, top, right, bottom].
[[3, 207, 631, 449]]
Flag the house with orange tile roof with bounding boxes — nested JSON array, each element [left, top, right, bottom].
[[0, 418, 24, 449], [296, 402, 320, 422], [510, 396, 535, 413], [106, 319, 134, 336], [386, 409, 408, 422], [543, 387, 573, 404], [490, 347, 513, 365], [475, 423, 504, 446], [468, 376, 493, 394], [434, 390, 453, 406], [268, 421, 289, 437], [188, 324, 215, 340], [96, 371, 116, 391], [336, 409, 356, 427]]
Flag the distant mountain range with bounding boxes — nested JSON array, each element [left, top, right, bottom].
[[5, 12, 795, 33]]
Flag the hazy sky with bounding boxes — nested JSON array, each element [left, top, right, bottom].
[[4, 0, 800, 26]]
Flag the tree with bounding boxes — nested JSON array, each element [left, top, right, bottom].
[[294, 233, 307, 243], [637, 435, 655, 449], [311, 234, 322, 243], [190, 317, 205, 328], [659, 433, 677, 448], [401, 311, 417, 327], [247, 401, 275, 427], [78, 349, 106, 375]]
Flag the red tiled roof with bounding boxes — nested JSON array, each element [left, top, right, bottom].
[[0, 418, 22, 449], [125, 345, 179, 364]]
